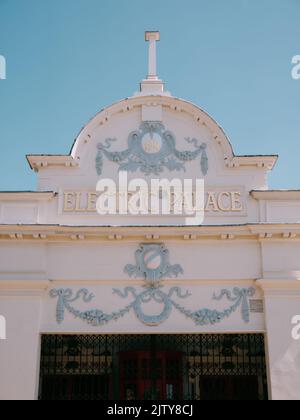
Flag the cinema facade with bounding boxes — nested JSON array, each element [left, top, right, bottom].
[[1, 33, 300, 401]]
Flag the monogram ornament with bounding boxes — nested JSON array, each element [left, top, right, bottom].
[[96, 122, 208, 176], [124, 244, 183, 285]]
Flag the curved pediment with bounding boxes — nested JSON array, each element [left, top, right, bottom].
[[26, 94, 278, 227], [27, 95, 277, 183], [71, 95, 235, 167]]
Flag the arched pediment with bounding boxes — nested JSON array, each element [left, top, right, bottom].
[[71, 95, 235, 166], [27, 95, 277, 181]]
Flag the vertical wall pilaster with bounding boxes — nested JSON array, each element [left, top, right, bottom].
[[257, 279, 300, 401], [0, 281, 48, 400]]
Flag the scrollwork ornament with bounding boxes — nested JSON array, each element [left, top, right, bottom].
[[124, 243, 183, 285], [50, 286, 255, 327], [50, 245, 256, 327], [96, 122, 208, 176]]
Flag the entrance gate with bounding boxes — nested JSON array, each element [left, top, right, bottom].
[[39, 334, 268, 400]]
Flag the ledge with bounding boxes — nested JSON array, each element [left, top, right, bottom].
[[257, 279, 300, 288], [226, 155, 278, 170], [0, 191, 56, 201], [26, 155, 78, 171], [251, 190, 300, 200], [256, 279, 300, 297], [0, 223, 300, 242], [0, 280, 50, 296], [26, 153, 278, 173]]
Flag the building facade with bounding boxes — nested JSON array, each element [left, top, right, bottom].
[[0, 32, 300, 401]]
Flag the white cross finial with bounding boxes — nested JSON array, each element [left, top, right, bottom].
[[145, 31, 160, 80], [136, 31, 169, 96]]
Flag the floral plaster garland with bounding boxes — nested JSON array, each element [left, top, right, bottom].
[[50, 286, 255, 327], [50, 245, 255, 327], [95, 122, 208, 176]]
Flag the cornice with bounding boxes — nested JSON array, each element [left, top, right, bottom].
[[251, 190, 300, 200], [256, 279, 300, 297], [26, 155, 78, 171], [0, 191, 55, 201], [0, 223, 300, 242], [227, 156, 278, 171], [257, 279, 300, 288], [49, 278, 257, 287], [0, 280, 50, 296]]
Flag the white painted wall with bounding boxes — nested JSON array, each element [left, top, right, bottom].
[[0, 95, 300, 400], [0, 295, 42, 400], [259, 281, 300, 400]]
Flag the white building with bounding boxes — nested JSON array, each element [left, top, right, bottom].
[[0, 32, 300, 401]]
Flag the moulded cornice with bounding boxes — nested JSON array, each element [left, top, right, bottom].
[[0, 280, 50, 296], [0, 223, 300, 242], [0, 192, 55, 201], [26, 155, 78, 171], [251, 190, 300, 200], [256, 279, 300, 297]]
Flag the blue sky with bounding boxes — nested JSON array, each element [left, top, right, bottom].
[[0, 0, 299, 190]]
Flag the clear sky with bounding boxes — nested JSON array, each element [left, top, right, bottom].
[[0, 0, 299, 190]]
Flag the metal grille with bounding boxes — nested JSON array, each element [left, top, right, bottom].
[[39, 334, 268, 401]]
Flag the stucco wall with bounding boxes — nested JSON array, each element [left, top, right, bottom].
[[0, 95, 300, 400], [259, 281, 300, 400], [0, 296, 41, 400]]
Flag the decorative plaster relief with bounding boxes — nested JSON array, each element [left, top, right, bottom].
[[50, 244, 255, 327], [50, 286, 255, 328], [96, 122, 208, 176], [124, 243, 183, 285]]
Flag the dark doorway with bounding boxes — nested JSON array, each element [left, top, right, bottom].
[[39, 334, 268, 401], [119, 349, 183, 400], [200, 376, 261, 401]]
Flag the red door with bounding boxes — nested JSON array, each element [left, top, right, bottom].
[[119, 351, 183, 400]]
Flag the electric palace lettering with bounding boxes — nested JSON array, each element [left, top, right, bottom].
[[62, 190, 245, 214]]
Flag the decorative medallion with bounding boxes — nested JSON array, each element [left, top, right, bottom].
[[124, 244, 183, 285], [50, 244, 256, 328], [96, 122, 208, 176]]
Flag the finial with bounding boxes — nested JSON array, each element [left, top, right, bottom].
[[145, 31, 160, 80], [135, 31, 170, 97]]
